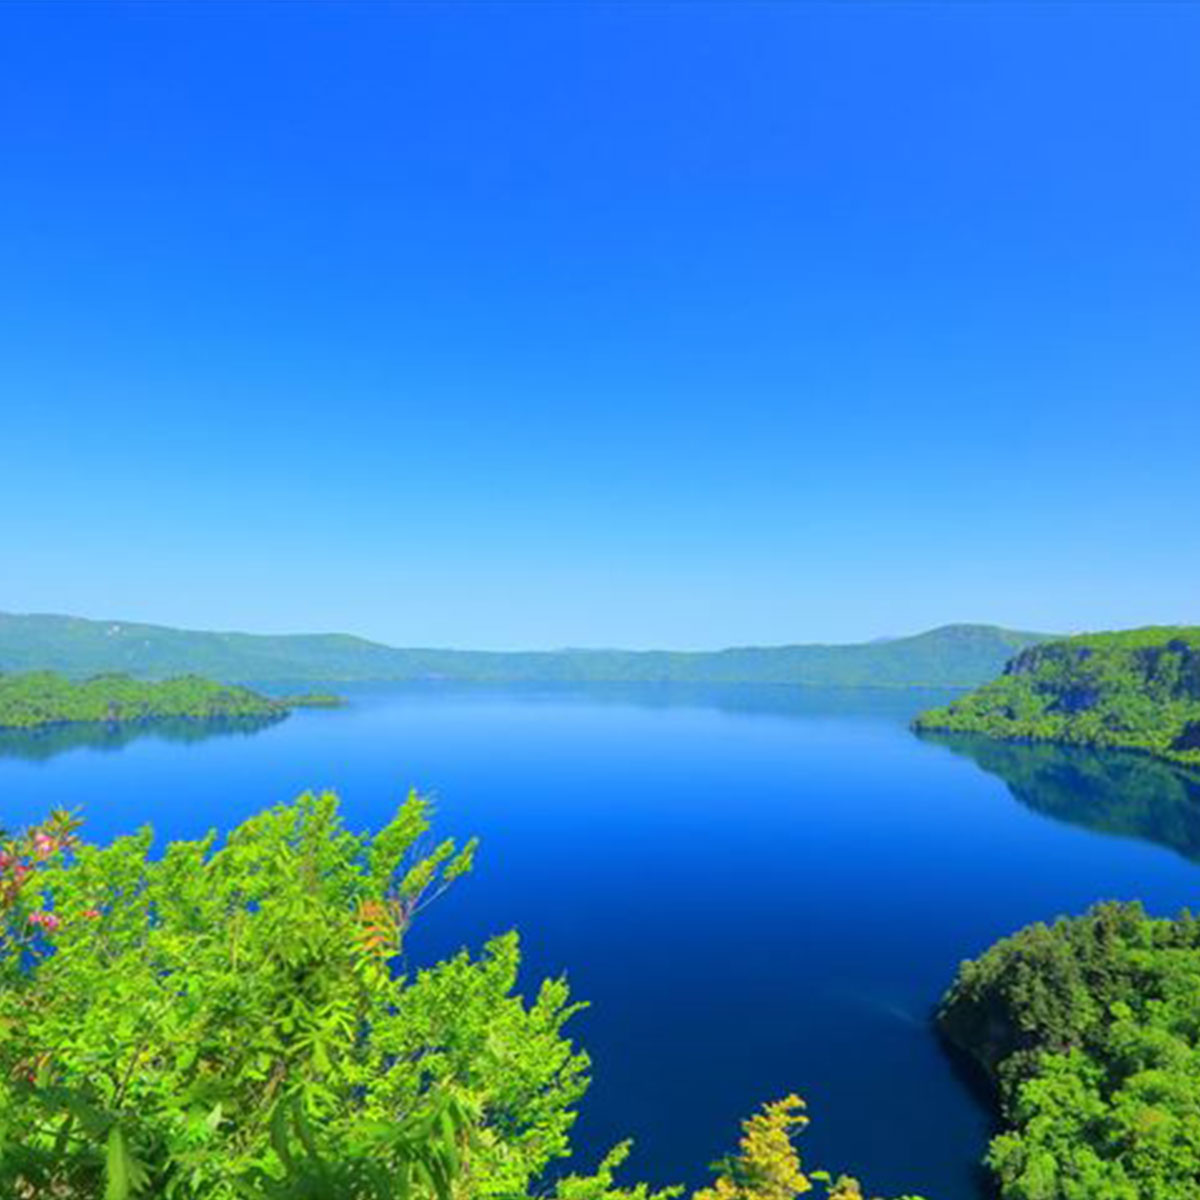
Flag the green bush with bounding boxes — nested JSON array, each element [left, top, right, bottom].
[[0, 798, 920, 1200], [0, 792, 592, 1198]]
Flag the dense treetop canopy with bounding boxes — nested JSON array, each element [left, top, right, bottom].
[[941, 901, 1200, 1200], [0, 670, 288, 730]]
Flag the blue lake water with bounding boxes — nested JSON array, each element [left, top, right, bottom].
[[4, 684, 1200, 1200]]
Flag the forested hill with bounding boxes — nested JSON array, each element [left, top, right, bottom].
[[0, 612, 1049, 687], [0, 671, 287, 730], [914, 626, 1200, 765]]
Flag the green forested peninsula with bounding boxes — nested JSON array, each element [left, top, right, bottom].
[[284, 691, 348, 708], [940, 901, 1200, 1200], [0, 610, 1049, 687], [913, 627, 1200, 765], [0, 670, 288, 730]]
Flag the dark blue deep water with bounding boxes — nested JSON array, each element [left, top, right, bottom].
[[4, 684, 1200, 1200]]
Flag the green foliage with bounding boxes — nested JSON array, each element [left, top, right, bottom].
[[0, 670, 288, 730], [693, 1096, 924, 1200], [940, 901, 1200, 1199], [0, 791, 587, 1198], [0, 611, 1049, 687], [914, 627, 1200, 766], [0, 802, 927, 1200]]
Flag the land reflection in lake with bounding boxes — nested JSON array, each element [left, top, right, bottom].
[[0, 682, 956, 766], [314, 679, 963, 723], [0, 681, 957, 765], [920, 731, 1200, 862], [0, 714, 287, 763]]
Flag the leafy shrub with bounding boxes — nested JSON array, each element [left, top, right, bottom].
[[0, 792, 587, 1198], [0, 799, 920, 1200]]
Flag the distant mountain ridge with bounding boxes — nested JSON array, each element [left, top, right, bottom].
[[0, 611, 1052, 688]]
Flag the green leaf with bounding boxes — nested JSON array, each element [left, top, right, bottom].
[[105, 1123, 149, 1200]]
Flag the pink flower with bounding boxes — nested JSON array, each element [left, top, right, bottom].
[[27, 910, 60, 933], [81, 908, 101, 920], [32, 833, 57, 860]]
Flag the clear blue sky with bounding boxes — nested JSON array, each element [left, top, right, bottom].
[[2, 2, 1197, 649]]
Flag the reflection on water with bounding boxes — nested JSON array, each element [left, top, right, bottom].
[[920, 732, 1200, 862], [0, 714, 287, 763], [0, 683, 955, 766], [317, 680, 964, 724]]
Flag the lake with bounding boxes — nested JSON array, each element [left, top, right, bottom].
[[4, 683, 1200, 1199]]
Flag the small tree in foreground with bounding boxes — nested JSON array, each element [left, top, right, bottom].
[[0, 792, 585, 1198], [696, 1096, 924, 1200]]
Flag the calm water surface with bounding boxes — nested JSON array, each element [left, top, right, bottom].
[[4, 684, 1200, 1200]]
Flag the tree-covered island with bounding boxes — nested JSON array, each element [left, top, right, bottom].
[[913, 627, 1200, 766], [0, 670, 342, 731]]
